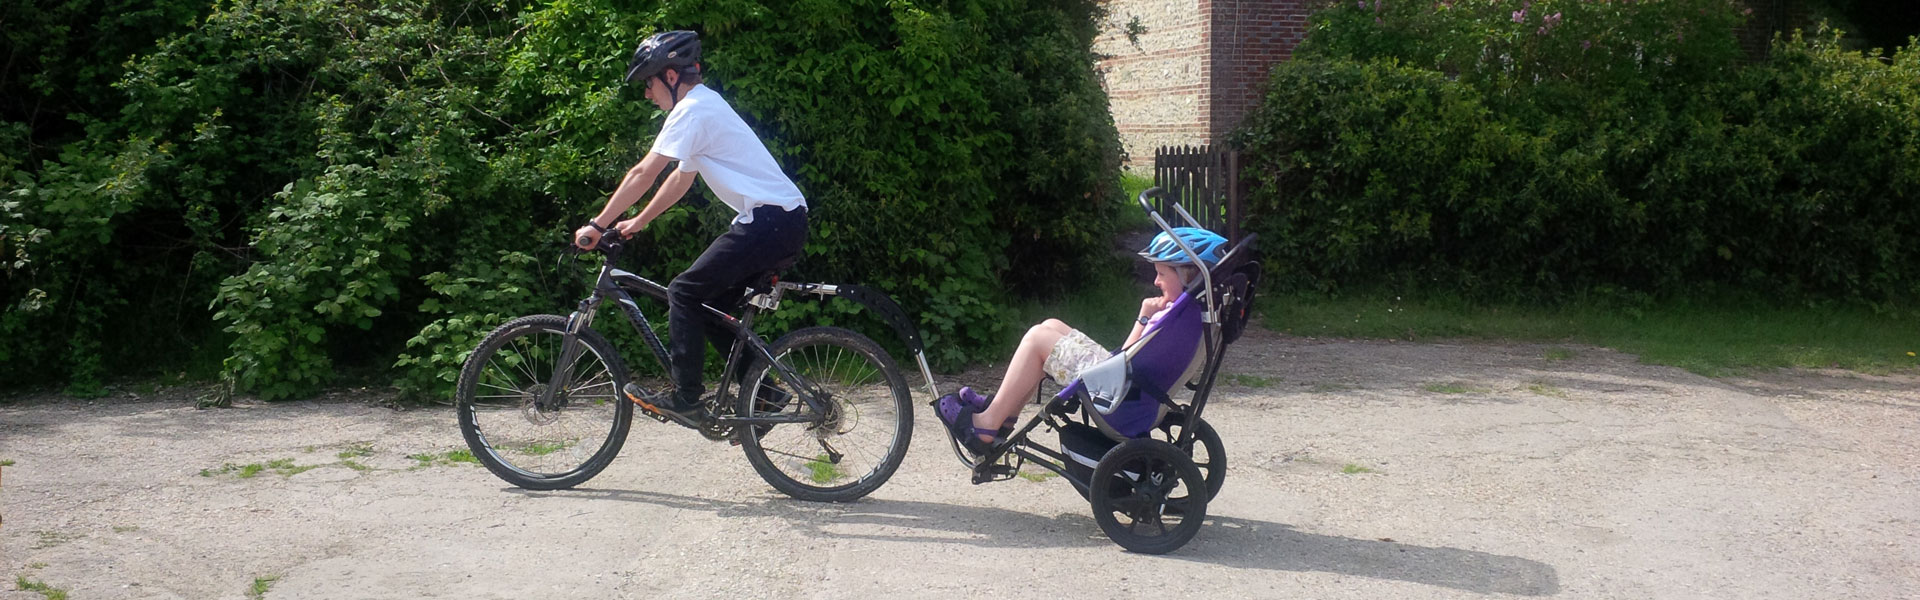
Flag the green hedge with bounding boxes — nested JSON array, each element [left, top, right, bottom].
[[1, 0, 1124, 398], [1236, 0, 1920, 308]]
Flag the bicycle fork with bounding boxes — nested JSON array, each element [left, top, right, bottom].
[[534, 299, 600, 411]]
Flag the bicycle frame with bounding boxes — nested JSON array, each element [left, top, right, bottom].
[[538, 243, 937, 429], [529, 248, 821, 426]]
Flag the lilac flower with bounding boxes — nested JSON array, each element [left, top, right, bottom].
[[1544, 12, 1562, 26], [1357, 0, 1367, 8], [1512, 9, 1526, 22], [1582, 40, 1593, 50], [1538, 26, 1548, 35]]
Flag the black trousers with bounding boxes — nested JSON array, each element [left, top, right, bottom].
[[668, 205, 808, 405]]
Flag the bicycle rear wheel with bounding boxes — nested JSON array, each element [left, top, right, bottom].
[[456, 314, 632, 490], [736, 326, 912, 502]]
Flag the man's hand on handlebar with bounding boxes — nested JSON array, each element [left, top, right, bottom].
[[613, 217, 644, 238], [573, 222, 619, 250], [572, 223, 602, 250], [572, 217, 646, 251]]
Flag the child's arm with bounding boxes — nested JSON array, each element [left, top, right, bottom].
[[1122, 297, 1170, 348]]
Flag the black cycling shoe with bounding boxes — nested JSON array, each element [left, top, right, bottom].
[[624, 383, 703, 428]]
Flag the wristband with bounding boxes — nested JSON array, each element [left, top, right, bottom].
[[1137, 316, 1151, 326]]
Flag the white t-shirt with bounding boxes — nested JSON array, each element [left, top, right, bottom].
[[649, 84, 806, 224]]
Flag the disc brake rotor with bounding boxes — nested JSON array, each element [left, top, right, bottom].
[[520, 384, 561, 426]]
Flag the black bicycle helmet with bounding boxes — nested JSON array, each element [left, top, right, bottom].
[[625, 30, 701, 85]]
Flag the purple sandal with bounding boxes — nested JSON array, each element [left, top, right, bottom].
[[936, 386, 1018, 456], [956, 387, 1018, 436]]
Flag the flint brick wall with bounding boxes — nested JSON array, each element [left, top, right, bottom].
[[1095, 0, 1211, 170], [1095, 0, 1312, 171]]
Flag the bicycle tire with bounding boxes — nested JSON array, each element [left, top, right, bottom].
[[1154, 413, 1226, 501], [1089, 438, 1209, 554], [456, 314, 633, 490], [736, 326, 913, 502]]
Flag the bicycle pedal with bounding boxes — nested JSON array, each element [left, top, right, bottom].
[[626, 389, 691, 426], [970, 463, 1018, 485], [637, 407, 670, 424]]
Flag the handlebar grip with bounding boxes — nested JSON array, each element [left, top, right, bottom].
[[576, 235, 593, 248]]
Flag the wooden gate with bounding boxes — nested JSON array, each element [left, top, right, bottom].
[[1151, 145, 1245, 243]]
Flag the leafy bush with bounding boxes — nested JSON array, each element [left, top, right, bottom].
[[2, 0, 1123, 398], [1236, 0, 1920, 308]]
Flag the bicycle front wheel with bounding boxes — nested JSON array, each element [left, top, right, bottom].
[[737, 326, 913, 502], [456, 314, 632, 490]]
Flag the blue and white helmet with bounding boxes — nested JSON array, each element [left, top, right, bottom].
[[1138, 227, 1227, 266]]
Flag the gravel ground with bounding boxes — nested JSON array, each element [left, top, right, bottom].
[[3, 327, 1916, 599]]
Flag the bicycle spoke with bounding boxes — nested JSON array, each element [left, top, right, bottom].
[[507, 337, 542, 384], [762, 445, 826, 464], [459, 316, 631, 490], [735, 327, 908, 502], [475, 378, 523, 395]]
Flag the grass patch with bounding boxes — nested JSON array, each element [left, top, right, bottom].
[[202, 459, 319, 478], [335, 444, 374, 459], [409, 449, 480, 468], [1, 459, 14, 466], [265, 458, 318, 476], [339, 459, 372, 471], [1308, 382, 1358, 393], [32, 530, 77, 549], [1544, 347, 1576, 361], [201, 463, 262, 478], [1017, 469, 1059, 483], [27, 563, 47, 570], [1118, 172, 1157, 229], [1341, 463, 1375, 474], [112, 525, 139, 533], [1262, 292, 1920, 376], [1527, 383, 1570, 399], [1227, 373, 1275, 388], [1422, 382, 1490, 395], [805, 454, 844, 483], [248, 575, 280, 600], [515, 441, 571, 456], [1014, 267, 1146, 351], [15, 576, 69, 600]]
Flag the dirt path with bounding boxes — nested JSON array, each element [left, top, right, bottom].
[[3, 329, 1916, 599]]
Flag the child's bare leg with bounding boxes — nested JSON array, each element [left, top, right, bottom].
[[972, 319, 1072, 438]]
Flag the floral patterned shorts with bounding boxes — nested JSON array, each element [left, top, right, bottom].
[[1042, 328, 1110, 384]]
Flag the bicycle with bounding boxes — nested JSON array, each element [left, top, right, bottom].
[[454, 231, 926, 502]]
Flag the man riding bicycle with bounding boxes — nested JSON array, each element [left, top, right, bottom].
[[572, 30, 809, 427]]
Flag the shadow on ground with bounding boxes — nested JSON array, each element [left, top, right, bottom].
[[515, 488, 1560, 596]]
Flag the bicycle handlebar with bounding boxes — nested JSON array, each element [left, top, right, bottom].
[[571, 225, 631, 257]]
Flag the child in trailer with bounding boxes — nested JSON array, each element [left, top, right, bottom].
[[935, 227, 1229, 454]]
